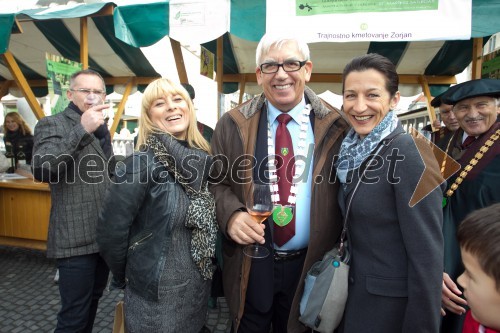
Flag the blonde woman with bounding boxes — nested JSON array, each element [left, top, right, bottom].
[[97, 78, 217, 333], [3, 112, 34, 166]]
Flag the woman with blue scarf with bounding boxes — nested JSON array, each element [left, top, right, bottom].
[[335, 54, 445, 332]]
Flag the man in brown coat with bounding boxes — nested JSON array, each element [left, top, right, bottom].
[[210, 33, 348, 333]]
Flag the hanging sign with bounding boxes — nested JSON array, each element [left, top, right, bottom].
[[46, 53, 81, 115], [267, 0, 472, 42]]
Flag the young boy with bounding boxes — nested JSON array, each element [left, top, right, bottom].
[[457, 203, 500, 333]]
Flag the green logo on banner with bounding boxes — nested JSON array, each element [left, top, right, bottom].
[[296, 0, 438, 16]]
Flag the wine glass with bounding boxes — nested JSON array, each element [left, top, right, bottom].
[[243, 183, 273, 258], [85, 93, 107, 118]]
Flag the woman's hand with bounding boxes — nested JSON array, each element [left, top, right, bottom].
[[441, 272, 467, 316]]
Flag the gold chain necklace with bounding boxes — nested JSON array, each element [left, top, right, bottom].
[[440, 135, 455, 175], [445, 129, 500, 198]]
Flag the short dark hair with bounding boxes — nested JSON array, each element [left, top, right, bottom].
[[69, 69, 106, 91], [457, 203, 500, 290], [342, 53, 399, 97]]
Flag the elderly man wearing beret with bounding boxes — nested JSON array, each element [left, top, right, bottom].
[[440, 78, 500, 333]]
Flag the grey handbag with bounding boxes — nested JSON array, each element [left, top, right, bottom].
[[299, 144, 384, 332], [299, 239, 350, 332]]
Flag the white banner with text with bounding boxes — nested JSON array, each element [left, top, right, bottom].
[[266, 0, 472, 42]]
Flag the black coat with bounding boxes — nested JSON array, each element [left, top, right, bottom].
[[97, 140, 214, 303], [3, 130, 33, 165], [97, 148, 186, 301], [441, 122, 500, 333]]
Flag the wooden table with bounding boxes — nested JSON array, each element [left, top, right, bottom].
[[0, 177, 50, 250]]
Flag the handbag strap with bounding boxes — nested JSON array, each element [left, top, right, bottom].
[[337, 141, 387, 257]]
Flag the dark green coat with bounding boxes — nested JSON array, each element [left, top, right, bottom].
[[442, 122, 500, 333], [443, 121, 500, 280]]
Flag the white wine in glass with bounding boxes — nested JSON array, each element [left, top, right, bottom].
[[243, 183, 273, 258]]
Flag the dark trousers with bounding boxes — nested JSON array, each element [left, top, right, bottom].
[[237, 253, 307, 333], [55, 253, 109, 333]]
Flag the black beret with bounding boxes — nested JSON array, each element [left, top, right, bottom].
[[441, 79, 500, 105], [181, 83, 195, 100], [430, 91, 445, 107]]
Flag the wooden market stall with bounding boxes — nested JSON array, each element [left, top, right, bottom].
[[0, 178, 50, 250], [0, 2, 162, 249]]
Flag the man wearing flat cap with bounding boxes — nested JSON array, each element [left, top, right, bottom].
[[440, 78, 500, 333]]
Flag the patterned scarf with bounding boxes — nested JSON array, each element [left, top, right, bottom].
[[335, 111, 398, 184], [146, 134, 218, 280]]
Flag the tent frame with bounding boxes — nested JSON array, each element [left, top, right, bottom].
[[0, 4, 160, 138], [0, 2, 488, 131], [217, 36, 485, 127]]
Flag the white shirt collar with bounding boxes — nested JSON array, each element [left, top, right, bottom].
[[267, 97, 306, 125]]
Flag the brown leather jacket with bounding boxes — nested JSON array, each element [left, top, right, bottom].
[[210, 87, 349, 332]]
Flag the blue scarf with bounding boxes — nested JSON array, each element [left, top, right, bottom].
[[335, 111, 398, 184]]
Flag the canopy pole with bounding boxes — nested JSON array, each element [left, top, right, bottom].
[[238, 75, 247, 105], [110, 77, 135, 138], [170, 38, 189, 83], [80, 17, 89, 69], [12, 18, 23, 34], [216, 36, 224, 119], [419, 75, 437, 132], [0, 80, 12, 99], [471, 37, 483, 79], [1, 51, 45, 120]]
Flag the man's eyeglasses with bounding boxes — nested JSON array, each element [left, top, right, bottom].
[[70, 88, 105, 95], [259, 60, 307, 74]]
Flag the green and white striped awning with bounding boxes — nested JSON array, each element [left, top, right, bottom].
[[0, 2, 160, 97], [112, 0, 500, 96], [2, 0, 499, 98]]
